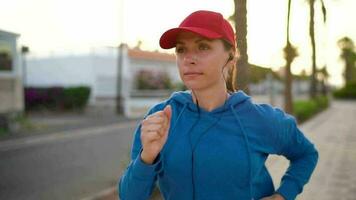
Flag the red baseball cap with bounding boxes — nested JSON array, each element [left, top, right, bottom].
[[159, 10, 236, 49]]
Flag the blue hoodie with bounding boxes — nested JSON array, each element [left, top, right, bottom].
[[118, 91, 318, 200]]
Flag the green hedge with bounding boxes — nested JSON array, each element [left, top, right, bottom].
[[293, 96, 329, 123], [25, 86, 91, 111], [333, 81, 356, 99], [62, 87, 91, 110]]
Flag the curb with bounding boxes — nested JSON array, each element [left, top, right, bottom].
[[0, 121, 138, 152]]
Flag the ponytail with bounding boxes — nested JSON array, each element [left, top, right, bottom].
[[222, 40, 239, 93]]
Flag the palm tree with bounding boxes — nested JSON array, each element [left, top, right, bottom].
[[308, 0, 327, 98], [233, 0, 250, 93], [284, 0, 298, 114], [317, 66, 329, 95], [338, 37, 356, 84]]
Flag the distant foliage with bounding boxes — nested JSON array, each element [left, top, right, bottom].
[[333, 81, 356, 99], [135, 70, 173, 90], [293, 96, 329, 123], [62, 87, 91, 109], [249, 64, 280, 83], [25, 86, 91, 111], [338, 37, 356, 84]]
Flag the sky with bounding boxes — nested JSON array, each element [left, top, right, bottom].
[[1, 0, 355, 87]]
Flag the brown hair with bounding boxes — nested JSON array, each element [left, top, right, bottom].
[[222, 40, 238, 93]]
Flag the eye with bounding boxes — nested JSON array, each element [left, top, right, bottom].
[[175, 46, 185, 54], [198, 43, 210, 51]]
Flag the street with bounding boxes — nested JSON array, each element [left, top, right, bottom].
[[0, 121, 139, 200]]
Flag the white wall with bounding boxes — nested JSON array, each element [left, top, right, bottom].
[[27, 55, 94, 86], [91, 52, 119, 98], [26, 46, 179, 118]]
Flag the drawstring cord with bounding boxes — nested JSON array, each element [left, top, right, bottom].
[[169, 103, 188, 134], [188, 92, 229, 200], [158, 103, 188, 176], [231, 105, 254, 199]]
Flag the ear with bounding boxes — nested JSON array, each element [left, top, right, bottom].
[[225, 53, 237, 68], [228, 53, 234, 61], [222, 61, 232, 77], [227, 50, 237, 63]]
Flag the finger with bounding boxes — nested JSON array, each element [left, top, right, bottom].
[[143, 131, 161, 141], [163, 105, 172, 122], [160, 120, 170, 137], [143, 111, 163, 122], [142, 116, 164, 126], [146, 116, 165, 124], [152, 110, 165, 117], [162, 106, 172, 129], [142, 124, 163, 132]]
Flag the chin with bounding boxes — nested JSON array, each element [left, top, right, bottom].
[[184, 83, 206, 91], [184, 80, 223, 92]]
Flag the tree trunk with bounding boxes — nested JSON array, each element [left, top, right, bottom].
[[234, 0, 250, 93], [284, 0, 294, 114], [284, 44, 294, 114], [309, 0, 317, 98], [116, 44, 125, 114]]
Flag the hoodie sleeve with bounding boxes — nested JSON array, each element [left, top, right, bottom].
[[118, 104, 165, 200], [271, 108, 319, 200]]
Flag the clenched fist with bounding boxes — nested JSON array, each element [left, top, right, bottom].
[[140, 105, 172, 164]]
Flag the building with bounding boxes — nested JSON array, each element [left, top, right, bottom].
[[26, 44, 179, 118], [0, 29, 24, 131]]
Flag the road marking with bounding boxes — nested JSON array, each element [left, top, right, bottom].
[[80, 186, 116, 200]]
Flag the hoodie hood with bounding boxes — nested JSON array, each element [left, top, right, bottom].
[[168, 90, 251, 114]]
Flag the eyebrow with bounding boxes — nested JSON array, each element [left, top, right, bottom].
[[176, 38, 211, 45]]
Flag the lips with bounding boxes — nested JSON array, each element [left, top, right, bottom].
[[184, 72, 203, 76]]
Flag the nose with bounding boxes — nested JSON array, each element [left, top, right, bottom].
[[183, 53, 197, 65]]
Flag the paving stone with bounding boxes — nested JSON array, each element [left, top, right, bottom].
[[266, 101, 356, 200]]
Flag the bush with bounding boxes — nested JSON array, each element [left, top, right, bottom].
[[315, 95, 329, 110], [25, 86, 91, 111], [63, 87, 91, 110], [293, 96, 329, 123], [135, 70, 173, 90], [333, 81, 356, 99]]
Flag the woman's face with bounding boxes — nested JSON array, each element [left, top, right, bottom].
[[175, 31, 232, 92]]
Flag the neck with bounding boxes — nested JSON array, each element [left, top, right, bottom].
[[191, 85, 229, 112]]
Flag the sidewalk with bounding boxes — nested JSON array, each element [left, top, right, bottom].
[[266, 100, 356, 199]]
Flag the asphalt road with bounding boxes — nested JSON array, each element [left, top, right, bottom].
[[0, 120, 139, 200]]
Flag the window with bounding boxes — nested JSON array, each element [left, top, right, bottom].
[[0, 40, 13, 71]]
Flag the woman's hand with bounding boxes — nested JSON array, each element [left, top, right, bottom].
[[140, 105, 172, 164], [260, 193, 285, 200]]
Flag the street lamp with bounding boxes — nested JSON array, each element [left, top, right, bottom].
[[21, 46, 29, 86], [116, 44, 124, 114]]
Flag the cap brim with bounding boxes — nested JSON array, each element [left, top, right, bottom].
[[159, 27, 222, 49]]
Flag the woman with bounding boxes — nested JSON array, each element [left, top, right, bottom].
[[118, 10, 318, 200]]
